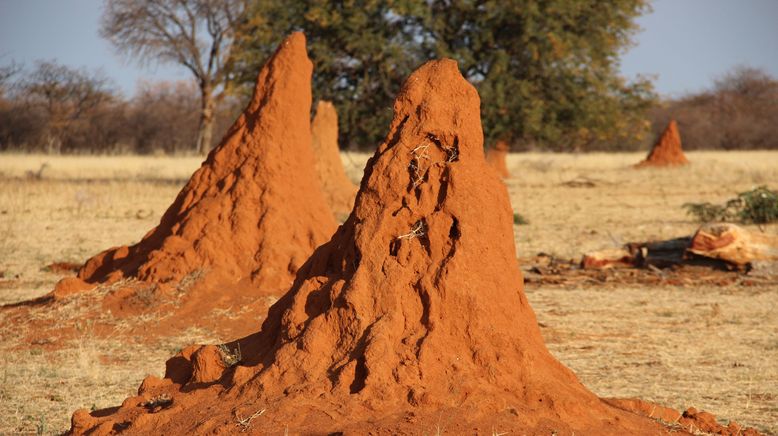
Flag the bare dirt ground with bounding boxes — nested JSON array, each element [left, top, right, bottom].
[[1, 151, 776, 434]]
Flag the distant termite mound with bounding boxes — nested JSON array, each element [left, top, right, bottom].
[[636, 119, 689, 167], [485, 139, 510, 177], [311, 100, 357, 217], [70, 60, 758, 435], [68, 32, 336, 301]]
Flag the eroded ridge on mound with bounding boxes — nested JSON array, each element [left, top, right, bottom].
[[636, 119, 689, 167], [311, 100, 357, 217], [72, 33, 336, 296], [485, 139, 510, 178], [70, 60, 759, 435]]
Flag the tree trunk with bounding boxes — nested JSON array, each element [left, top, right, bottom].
[[195, 84, 215, 155], [689, 223, 778, 267]]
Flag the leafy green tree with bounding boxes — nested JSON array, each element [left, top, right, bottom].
[[233, 0, 426, 149], [234, 0, 655, 151], [421, 0, 656, 150]]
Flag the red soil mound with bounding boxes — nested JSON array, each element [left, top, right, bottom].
[[70, 60, 758, 435], [485, 139, 510, 177], [311, 100, 357, 217], [72, 33, 336, 299], [636, 120, 689, 167]]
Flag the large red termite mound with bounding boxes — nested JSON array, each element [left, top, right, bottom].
[[485, 139, 510, 177], [70, 33, 336, 301], [69, 60, 758, 435], [311, 100, 357, 217], [636, 119, 689, 167]]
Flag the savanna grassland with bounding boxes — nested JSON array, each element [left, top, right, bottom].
[[1, 151, 777, 434]]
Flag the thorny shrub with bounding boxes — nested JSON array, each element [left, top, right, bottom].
[[683, 186, 778, 224]]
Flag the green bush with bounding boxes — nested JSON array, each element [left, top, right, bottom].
[[682, 202, 732, 223], [683, 186, 778, 224], [513, 213, 529, 225]]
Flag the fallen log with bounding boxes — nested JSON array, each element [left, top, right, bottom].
[[689, 223, 778, 267], [581, 237, 691, 269], [632, 237, 691, 268], [582, 223, 778, 271], [581, 247, 635, 269]]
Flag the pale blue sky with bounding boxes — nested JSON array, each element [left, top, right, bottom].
[[1, 0, 777, 98], [0, 0, 180, 98], [621, 0, 778, 96]]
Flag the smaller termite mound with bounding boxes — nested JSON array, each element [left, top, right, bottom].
[[311, 100, 358, 217], [59, 33, 337, 306], [485, 139, 510, 177], [636, 119, 689, 167]]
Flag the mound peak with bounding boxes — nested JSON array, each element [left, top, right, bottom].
[[636, 119, 689, 167], [74, 32, 336, 298], [70, 60, 743, 435], [311, 100, 357, 217]]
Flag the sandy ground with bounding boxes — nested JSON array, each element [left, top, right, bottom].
[[0, 151, 776, 434]]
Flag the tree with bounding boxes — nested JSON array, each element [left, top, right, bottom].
[[420, 0, 656, 150], [235, 0, 655, 151], [0, 61, 24, 150], [0, 61, 21, 97], [128, 80, 200, 153], [233, 0, 426, 149], [101, 0, 246, 154], [20, 61, 115, 153]]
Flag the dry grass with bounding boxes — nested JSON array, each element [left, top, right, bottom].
[[1, 151, 777, 434], [0, 153, 202, 180], [0, 154, 198, 305], [505, 151, 778, 259], [533, 286, 778, 433], [0, 325, 219, 435]]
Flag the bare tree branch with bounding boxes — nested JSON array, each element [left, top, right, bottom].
[[100, 0, 246, 153]]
